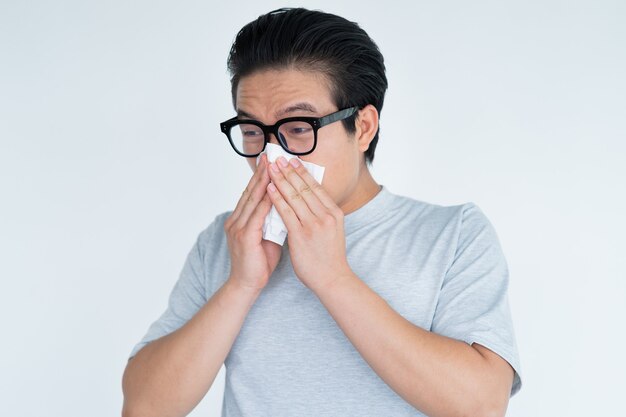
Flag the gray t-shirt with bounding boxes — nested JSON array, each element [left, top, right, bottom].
[[129, 185, 522, 416]]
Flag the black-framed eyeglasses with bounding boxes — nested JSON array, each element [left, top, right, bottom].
[[219, 107, 359, 157]]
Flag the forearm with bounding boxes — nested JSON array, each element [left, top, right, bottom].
[[314, 273, 509, 417], [122, 278, 261, 417]]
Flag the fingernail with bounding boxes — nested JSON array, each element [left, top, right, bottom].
[[289, 158, 300, 168], [278, 156, 288, 168], [270, 163, 280, 173]]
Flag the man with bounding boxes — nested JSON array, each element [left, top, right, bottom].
[[122, 7, 521, 417]]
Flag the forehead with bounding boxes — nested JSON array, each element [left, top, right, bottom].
[[235, 68, 335, 120]]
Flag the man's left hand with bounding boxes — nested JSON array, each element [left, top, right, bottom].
[[266, 156, 353, 292]]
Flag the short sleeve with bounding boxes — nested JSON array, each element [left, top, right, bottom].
[[127, 223, 216, 361], [431, 203, 522, 396]]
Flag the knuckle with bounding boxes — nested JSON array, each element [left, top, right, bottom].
[[224, 215, 236, 230], [312, 218, 324, 230], [322, 213, 336, 226], [299, 184, 312, 194], [282, 204, 295, 217], [233, 228, 246, 243]]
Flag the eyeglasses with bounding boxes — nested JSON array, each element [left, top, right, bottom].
[[219, 107, 359, 157]]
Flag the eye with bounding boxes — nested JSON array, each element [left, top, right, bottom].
[[238, 124, 263, 138], [286, 125, 312, 135], [292, 127, 311, 134]]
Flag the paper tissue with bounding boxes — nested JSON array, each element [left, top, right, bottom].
[[256, 143, 325, 245]]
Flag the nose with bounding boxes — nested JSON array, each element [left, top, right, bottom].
[[267, 132, 281, 145]]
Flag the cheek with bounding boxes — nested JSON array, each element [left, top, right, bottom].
[[318, 157, 350, 197], [299, 128, 356, 193], [303, 129, 352, 167]]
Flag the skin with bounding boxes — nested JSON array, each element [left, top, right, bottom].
[[121, 67, 514, 417], [238, 69, 382, 215], [224, 68, 381, 292], [224, 68, 515, 417]]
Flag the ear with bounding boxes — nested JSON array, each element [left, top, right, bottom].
[[354, 104, 379, 153]]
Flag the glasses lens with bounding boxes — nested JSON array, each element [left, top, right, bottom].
[[278, 121, 314, 154], [229, 123, 265, 156]]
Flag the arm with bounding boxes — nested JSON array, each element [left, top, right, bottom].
[[313, 272, 514, 417], [123, 153, 279, 417], [264, 157, 519, 416], [122, 278, 261, 417]]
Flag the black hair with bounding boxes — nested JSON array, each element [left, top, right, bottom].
[[227, 7, 388, 166]]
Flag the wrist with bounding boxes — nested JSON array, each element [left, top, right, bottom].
[[312, 269, 356, 298], [225, 276, 265, 299]]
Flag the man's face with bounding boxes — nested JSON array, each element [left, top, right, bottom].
[[235, 68, 365, 210]]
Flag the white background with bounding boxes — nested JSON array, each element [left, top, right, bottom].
[[1, 1, 624, 416]]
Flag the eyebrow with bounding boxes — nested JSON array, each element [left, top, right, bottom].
[[236, 102, 319, 120], [277, 102, 318, 117]]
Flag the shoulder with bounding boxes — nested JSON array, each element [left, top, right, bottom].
[[452, 202, 502, 251], [385, 190, 487, 233], [383, 190, 502, 256], [200, 210, 233, 236], [194, 210, 234, 253]]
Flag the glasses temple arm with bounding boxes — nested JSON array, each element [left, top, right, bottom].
[[317, 107, 358, 127]]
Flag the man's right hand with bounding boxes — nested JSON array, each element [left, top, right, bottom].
[[224, 153, 282, 293], [123, 156, 279, 416]]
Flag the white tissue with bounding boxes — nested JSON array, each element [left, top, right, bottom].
[[256, 143, 325, 245]]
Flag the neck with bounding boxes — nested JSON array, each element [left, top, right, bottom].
[[339, 165, 381, 216]]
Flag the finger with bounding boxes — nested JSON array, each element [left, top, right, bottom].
[[286, 156, 336, 212], [246, 191, 273, 231], [283, 157, 328, 218], [268, 158, 313, 226], [234, 156, 271, 228], [231, 154, 267, 222], [267, 181, 301, 233], [230, 155, 263, 220]]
